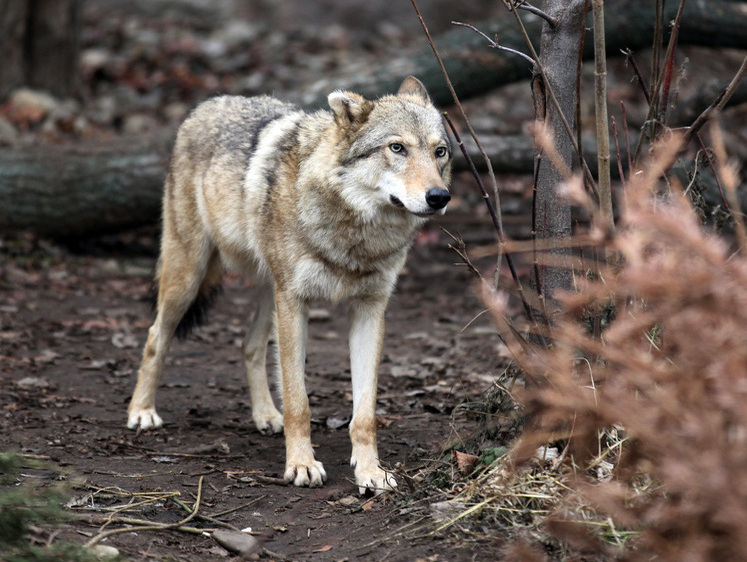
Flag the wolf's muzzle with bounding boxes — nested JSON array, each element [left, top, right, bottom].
[[426, 188, 451, 210]]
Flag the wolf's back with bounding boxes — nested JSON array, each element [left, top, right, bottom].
[[174, 95, 299, 167]]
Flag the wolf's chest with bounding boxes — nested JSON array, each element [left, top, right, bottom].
[[288, 254, 401, 304]]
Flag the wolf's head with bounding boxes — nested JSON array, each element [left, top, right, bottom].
[[329, 77, 452, 218]]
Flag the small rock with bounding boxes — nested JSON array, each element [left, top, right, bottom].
[[151, 456, 178, 463], [122, 113, 160, 135], [318, 330, 339, 340], [534, 446, 560, 463], [7, 88, 60, 124], [325, 416, 350, 429], [429, 500, 467, 523], [420, 356, 447, 373], [0, 116, 19, 146], [17, 376, 50, 389], [163, 102, 189, 123], [112, 332, 139, 349], [87, 544, 120, 559], [390, 365, 419, 378], [308, 308, 331, 321], [216, 21, 261, 46], [80, 47, 111, 77], [212, 529, 261, 557]]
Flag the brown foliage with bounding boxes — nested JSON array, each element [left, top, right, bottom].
[[486, 137, 747, 559]]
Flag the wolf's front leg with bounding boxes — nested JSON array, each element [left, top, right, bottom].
[[349, 298, 397, 495], [275, 290, 327, 487]]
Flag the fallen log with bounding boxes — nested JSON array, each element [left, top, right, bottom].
[[0, 134, 172, 237]]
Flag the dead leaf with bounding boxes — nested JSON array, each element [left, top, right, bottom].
[[455, 450, 479, 474], [33, 350, 60, 364], [337, 495, 358, 507], [312, 545, 333, 553], [112, 332, 138, 349]]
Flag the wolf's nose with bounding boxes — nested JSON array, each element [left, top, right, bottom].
[[426, 188, 451, 210]]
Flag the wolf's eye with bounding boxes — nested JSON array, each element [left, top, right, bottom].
[[435, 146, 448, 158], [389, 143, 405, 154]]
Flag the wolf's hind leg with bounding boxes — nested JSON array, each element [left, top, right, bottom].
[[127, 242, 216, 430], [349, 298, 398, 495], [244, 283, 283, 434]]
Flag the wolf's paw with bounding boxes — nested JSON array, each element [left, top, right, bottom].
[[127, 408, 163, 430], [284, 460, 327, 488], [253, 408, 284, 435], [353, 462, 398, 496]]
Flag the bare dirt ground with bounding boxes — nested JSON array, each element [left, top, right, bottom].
[[0, 208, 518, 560]]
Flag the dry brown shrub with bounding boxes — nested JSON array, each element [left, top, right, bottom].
[[484, 137, 747, 560]]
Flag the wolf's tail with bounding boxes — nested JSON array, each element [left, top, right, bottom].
[[174, 282, 222, 340], [152, 254, 224, 340]]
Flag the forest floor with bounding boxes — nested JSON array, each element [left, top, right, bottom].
[[0, 208, 526, 561]]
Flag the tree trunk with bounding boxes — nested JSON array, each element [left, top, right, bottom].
[[529, 0, 586, 310], [0, 0, 81, 100], [0, 1, 29, 100]]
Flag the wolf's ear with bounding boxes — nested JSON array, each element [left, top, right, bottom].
[[328, 91, 373, 127], [397, 76, 431, 104]]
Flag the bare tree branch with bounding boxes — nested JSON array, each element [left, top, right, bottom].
[[682, 55, 747, 146]]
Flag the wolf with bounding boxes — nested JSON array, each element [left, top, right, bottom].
[[126, 76, 452, 494]]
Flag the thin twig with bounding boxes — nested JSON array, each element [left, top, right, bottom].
[[209, 495, 266, 519], [651, 0, 664, 108], [511, 0, 559, 28], [682, 55, 747, 146], [84, 476, 205, 548], [170, 496, 247, 532], [682, 149, 703, 197], [443, 116, 546, 346], [82, 515, 212, 535], [657, 0, 687, 125], [633, 0, 687, 166], [695, 134, 730, 211], [622, 49, 650, 104], [611, 117, 626, 188], [620, 101, 633, 186], [452, 22, 535, 65], [442, 228, 485, 282], [708, 120, 747, 247], [412, 0, 511, 296]]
